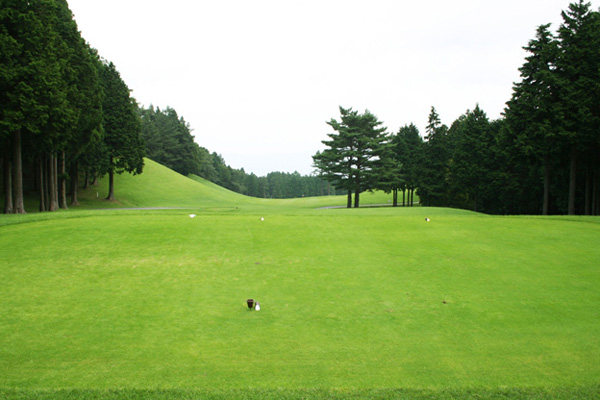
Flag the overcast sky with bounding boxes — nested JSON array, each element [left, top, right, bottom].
[[68, 0, 597, 176]]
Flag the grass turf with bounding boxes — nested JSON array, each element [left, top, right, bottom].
[[1, 160, 599, 397], [1, 386, 599, 399]]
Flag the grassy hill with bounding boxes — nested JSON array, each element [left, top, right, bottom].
[[69, 158, 401, 212], [75, 158, 259, 209], [1, 159, 599, 399]]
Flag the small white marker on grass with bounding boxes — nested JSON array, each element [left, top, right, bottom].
[[189, 214, 196, 218], [260, 217, 264, 221]]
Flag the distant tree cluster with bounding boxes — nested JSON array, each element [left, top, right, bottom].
[[1, 0, 144, 213], [140, 105, 338, 199], [197, 158, 337, 199], [314, 1, 600, 215]]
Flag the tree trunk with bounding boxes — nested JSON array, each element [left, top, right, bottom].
[[568, 147, 577, 215], [70, 161, 80, 206], [542, 156, 550, 215], [106, 169, 115, 201], [354, 190, 360, 208], [592, 168, 600, 215], [54, 155, 59, 209], [410, 188, 414, 207], [38, 157, 46, 212], [83, 168, 89, 189], [393, 189, 398, 207], [48, 154, 58, 211], [585, 167, 592, 215], [43, 154, 49, 211], [12, 130, 26, 214], [402, 189, 406, 207], [346, 189, 352, 208], [3, 152, 13, 214], [59, 151, 68, 210]]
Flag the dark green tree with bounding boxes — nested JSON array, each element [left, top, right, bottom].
[[313, 107, 388, 208], [399, 123, 423, 206], [381, 123, 422, 207], [0, 0, 66, 213], [448, 105, 495, 212], [67, 44, 103, 206], [99, 61, 144, 201], [556, 0, 600, 214], [196, 146, 218, 182], [504, 24, 562, 215], [376, 130, 404, 207], [140, 106, 199, 176], [418, 107, 450, 206], [313, 113, 356, 208], [41, 0, 103, 210]]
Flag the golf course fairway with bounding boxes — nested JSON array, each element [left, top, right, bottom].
[[1, 160, 599, 399]]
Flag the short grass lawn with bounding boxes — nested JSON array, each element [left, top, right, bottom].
[[1, 208, 599, 396]]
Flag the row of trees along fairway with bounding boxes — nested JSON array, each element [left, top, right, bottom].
[[314, 1, 600, 215], [1, 0, 144, 214]]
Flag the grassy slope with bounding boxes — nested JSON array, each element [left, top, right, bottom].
[[1, 160, 599, 399], [75, 158, 400, 211]]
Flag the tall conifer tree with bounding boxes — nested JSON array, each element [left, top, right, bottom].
[[556, 0, 600, 214], [99, 61, 144, 201], [313, 107, 388, 208], [505, 24, 562, 215]]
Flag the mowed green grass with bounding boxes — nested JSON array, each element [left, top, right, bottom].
[[1, 160, 599, 398]]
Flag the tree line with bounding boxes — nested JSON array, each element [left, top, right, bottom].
[[314, 1, 600, 215], [0, 1, 332, 214], [1, 0, 144, 213], [140, 105, 341, 199], [3, 1, 598, 214]]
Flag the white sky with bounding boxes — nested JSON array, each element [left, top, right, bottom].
[[67, 0, 597, 176]]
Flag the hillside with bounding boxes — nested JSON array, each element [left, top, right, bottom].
[[72, 158, 407, 212], [75, 158, 249, 209]]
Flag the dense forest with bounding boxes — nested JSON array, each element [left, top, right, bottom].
[[1, 0, 144, 213], [2, 1, 599, 215], [314, 1, 600, 215]]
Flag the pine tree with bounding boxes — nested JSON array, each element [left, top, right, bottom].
[[449, 105, 495, 212], [418, 107, 450, 206], [140, 106, 200, 176], [313, 107, 388, 208], [556, 0, 600, 214], [504, 24, 562, 215], [386, 124, 422, 206]]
